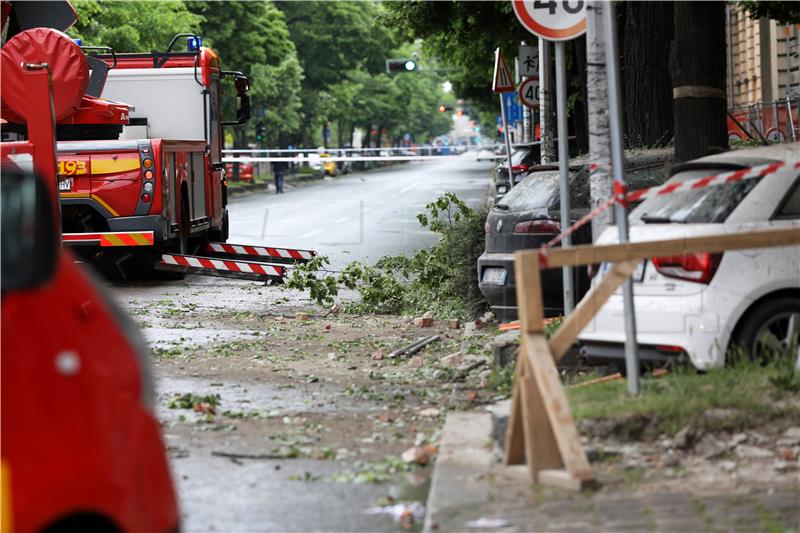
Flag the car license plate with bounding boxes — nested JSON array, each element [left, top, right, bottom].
[[599, 260, 647, 282], [58, 178, 72, 192], [482, 267, 507, 285]]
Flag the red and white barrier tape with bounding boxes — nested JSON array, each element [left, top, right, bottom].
[[539, 160, 799, 268], [205, 242, 315, 261], [160, 254, 285, 277]]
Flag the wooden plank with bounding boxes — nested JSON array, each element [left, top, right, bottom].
[[524, 334, 594, 482], [503, 356, 526, 466], [518, 350, 562, 480], [514, 252, 544, 333], [548, 261, 639, 361], [521, 226, 800, 269]]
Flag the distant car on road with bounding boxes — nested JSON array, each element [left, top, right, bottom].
[[479, 150, 672, 322], [225, 161, 254, 181], [579, 143, 800, 370], [476, 146, 497, 162], [493, 143, 542, 201]]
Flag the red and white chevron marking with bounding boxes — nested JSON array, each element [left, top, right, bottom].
[[160, 254, 285, 277], [205, 242, 315, 261]]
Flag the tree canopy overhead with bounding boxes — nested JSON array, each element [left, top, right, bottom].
[[68, 0, 202, 52], [66, 0, 460, 148]]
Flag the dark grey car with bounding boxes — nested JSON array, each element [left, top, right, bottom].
[[478, 150, 673, 322]]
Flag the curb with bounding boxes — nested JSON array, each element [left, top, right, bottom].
[[424, 411, 494, 532]]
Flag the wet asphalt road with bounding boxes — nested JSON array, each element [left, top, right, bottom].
[[116, 154, 494, 532], [228, 154, 493, 269]]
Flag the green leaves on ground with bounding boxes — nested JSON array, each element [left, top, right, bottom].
[[286, 193, 488, 318], [168, 392, 221, 409]]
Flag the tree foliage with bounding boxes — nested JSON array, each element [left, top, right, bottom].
[[186, 1, 303, 145], [381, 1, 529, 117], [68, 0, 202, 51], [66, 0, 458, 148], [738, 1, 800, 24]]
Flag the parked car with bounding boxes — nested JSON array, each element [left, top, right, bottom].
[[478, 149, 673, 322], [493, 143, 542, 201], [579, 143, 800, 370], [224, 161, 254, 181]]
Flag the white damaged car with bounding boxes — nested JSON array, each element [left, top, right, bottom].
[[579, 143, 800, 370]]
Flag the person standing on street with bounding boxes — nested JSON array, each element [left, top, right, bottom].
[[272, 153, 288, 194]]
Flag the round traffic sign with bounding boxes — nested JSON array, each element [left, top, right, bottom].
[[512, 0, 587, 41], [518, 78, 540, 108]]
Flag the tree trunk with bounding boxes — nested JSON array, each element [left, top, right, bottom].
[[623, 1, 674, 147], [670, 2, 727, 162], [539, 39, 556, 163], [375, 125, 383, 149], [363, 124, 372, 148], [587, 1, 612, 242], [571, 36, 589, 155]]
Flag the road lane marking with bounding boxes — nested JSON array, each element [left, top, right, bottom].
[[398, 182, 418, 194], [299, 228, 325, 238]]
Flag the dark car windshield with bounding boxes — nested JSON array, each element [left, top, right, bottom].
[[496, 172, 559, 210], [632, 168, 762, 224]]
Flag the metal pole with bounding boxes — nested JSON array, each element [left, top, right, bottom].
[[500, 94, 515, 190], [554, 42, 573, 315], [602, 1, 640, 394]]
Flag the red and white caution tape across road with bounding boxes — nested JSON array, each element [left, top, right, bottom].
[[539, 160, 800, 268]]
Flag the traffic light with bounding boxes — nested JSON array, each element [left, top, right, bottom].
[[386, 58, 418, 74], [437, 105, 453, 113], [255, 121, 265, 143]]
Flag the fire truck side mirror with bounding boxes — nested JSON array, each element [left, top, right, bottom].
[[221, 71, 251, 126], [1, 169, 57, 293]]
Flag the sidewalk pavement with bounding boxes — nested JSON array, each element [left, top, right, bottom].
[[425, 411, 799, 532]]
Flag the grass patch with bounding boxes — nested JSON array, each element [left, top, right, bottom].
[[567, 357, 800, 435]]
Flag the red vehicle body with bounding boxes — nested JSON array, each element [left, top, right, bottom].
[[1, 5, 178, 531], [1, 21, 252, 273], [225, 161, 254, 181]]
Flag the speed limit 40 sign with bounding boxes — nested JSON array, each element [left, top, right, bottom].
[[518, 78, 540, 108], [512, 0, 587, 41]]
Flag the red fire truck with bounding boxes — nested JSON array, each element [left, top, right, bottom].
[[1, 4, 179, 531], [1, 2, 313, 281]]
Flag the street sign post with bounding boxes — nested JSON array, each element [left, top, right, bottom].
[[493, 48, 516, 189], [601, 2, 640, 394], [518, 77, 540, 109], [512, 0, 587, 315], [518, 44, 539, 77]]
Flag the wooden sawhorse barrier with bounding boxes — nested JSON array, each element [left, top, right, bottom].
[[504, 226, 800, 490]]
